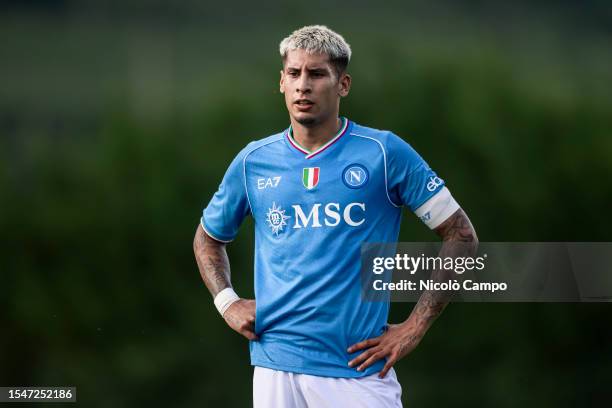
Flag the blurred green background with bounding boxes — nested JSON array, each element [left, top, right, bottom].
[[1, 1, 611, 406]]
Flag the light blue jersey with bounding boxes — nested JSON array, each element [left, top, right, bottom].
[[202, 118, 459, 377]]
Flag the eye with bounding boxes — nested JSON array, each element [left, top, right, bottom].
[[287, 71, 299, 77]]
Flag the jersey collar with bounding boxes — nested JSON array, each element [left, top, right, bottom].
[[286, 117, 349, 159]]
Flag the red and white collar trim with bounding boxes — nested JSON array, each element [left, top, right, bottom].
[[286, 117, 349, 159]]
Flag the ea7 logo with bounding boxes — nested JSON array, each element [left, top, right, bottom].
[[292, 202, 366, 229], [257, 176, 281, 189]]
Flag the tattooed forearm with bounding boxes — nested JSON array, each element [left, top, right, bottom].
[[407, 209, 478, 331], [410, 290, 449, 328], [193, 224, 232, 297]]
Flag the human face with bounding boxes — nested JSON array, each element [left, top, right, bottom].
[[280, 49, 351, 127]]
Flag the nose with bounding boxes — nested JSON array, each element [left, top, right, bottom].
[[296, 72, 312, 94]]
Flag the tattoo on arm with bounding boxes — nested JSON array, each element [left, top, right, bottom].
[[193, 225, 232, 297], [434, 208, 478, 243], [408, 209, 479, 331]]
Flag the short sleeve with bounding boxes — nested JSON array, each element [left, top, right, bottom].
[[201, 150, 251, 242], [386, 133, 460, 229]]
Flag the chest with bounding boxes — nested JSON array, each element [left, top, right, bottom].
[[246, 154, 386, 233]]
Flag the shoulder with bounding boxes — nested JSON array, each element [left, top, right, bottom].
[[234, 131, 285, 162], [349, 121, 418, 157]]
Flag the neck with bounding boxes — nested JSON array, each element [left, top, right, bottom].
[[291, 116, 343, 153]]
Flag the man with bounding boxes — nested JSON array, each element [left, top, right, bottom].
[[193, 25, 478, 407]]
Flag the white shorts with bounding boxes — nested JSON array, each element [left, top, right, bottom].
[[253, 366, 403, 408]]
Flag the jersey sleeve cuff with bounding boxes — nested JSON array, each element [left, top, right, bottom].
[[200, 217, 235, 243], [414, 186, 460, 229]]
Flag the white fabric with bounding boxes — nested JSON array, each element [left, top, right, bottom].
[[213, 287, 240, 317], [253, 366, 403, 408], [414, 186, 460, 229]]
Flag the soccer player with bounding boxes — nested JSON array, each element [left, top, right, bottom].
[[193, 25, 478, 407]]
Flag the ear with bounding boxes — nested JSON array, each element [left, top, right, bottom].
[[279, 69, 285, 94], [338, 73, 352, 97]]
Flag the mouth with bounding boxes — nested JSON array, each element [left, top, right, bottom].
[[294, 99, 314, 111]]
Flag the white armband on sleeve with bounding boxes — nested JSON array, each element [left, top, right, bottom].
[[414, 186, 461, 229], [214, 287, 240, 317]]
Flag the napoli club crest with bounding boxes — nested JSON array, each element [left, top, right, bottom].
[[342, 164, 369, 188]]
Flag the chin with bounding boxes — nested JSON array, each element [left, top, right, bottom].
[[295, 116, 318, 126], [292, 111, 320, 127]]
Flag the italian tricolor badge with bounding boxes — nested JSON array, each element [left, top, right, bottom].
[[302, 167, 320, 190]]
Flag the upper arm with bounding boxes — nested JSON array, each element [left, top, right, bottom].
[[201, 149, 251, 242], [385, 132, 460, 230], [193, 223, 227, 252], [433, 208, 478, 243]]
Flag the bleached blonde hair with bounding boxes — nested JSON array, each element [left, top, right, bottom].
[[279, 25, 352, 76]]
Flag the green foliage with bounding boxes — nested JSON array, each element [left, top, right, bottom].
[[1, 5, 611, 407]]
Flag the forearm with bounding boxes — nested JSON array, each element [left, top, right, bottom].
[[193, 224, 232, 298], [347, 210, 478, 375], [404, 208, 479, 335], [193, 224, 258, 339]]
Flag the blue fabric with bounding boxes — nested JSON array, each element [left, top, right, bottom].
[[202, 119, 446, 377]]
